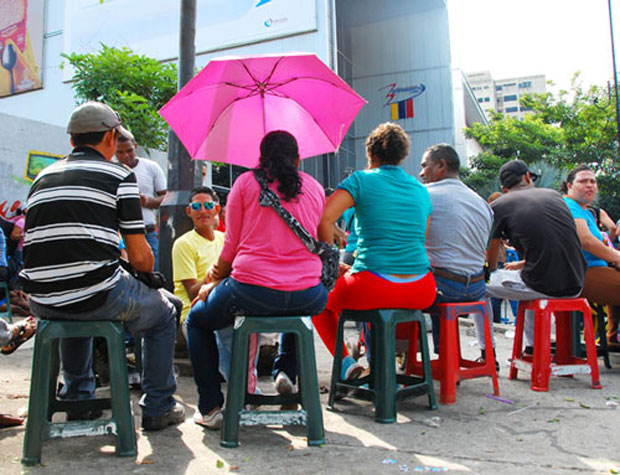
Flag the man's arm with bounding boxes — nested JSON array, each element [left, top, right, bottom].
[[486, 238, 502, 271], [574, 218, 620, 266], [599, 208, 616, 241], [140, 190, 166, 209], [123, 233, 154, 272], [181, 277, 206, 301]]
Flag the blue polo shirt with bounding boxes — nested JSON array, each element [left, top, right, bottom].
[[563, 197, 608, 268], [337, 165, 432, 275]]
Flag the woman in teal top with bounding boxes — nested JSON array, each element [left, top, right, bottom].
[[311, 122, 437, 368]]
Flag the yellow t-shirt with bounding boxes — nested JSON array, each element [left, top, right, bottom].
[[172, 229, 225, 323]]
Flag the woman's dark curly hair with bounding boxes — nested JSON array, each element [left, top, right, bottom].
[[258, 130, 302, 201], [365, 122, 410, 165]]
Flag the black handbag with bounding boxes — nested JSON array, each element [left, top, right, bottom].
[[119, 258, 166, 289], [253, 170, 340, 290]]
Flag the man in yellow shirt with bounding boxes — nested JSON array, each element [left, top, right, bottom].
[[172, 187, 258, 406]]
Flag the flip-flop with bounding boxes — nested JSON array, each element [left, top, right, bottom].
[[0, 413, 24, 428], [1, 317, 36, 355]]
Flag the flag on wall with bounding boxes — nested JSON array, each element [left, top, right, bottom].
[[390, 98, 414, 120]]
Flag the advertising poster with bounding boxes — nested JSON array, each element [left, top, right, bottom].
[[64, 0, 317, 74], [0, 0, 44, 97]]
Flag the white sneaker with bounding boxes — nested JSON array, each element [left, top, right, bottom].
[[274, 371, 294, 394], [193, 408, 223, 430]]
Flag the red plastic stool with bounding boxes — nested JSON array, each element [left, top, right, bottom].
[[509, 298, 602, 391], [406, 301, 499, 404]]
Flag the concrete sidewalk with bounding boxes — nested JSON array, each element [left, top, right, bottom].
[[1, 316, 619, 474]]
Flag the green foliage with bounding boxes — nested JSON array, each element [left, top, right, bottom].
[[62, 44, 178, 151], [463, 74, 620, 219]]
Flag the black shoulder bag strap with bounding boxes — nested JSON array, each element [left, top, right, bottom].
[[253, 169, 320, 255]]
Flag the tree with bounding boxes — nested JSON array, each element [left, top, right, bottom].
[[62, 45, 178, 151], [463, 75, 620, 219]]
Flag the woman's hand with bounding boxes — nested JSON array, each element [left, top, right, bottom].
[[191, 282, 217, 306], [338, 262, 351, 278]]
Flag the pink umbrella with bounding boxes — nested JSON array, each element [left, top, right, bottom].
[[159, 52, 366, 168]]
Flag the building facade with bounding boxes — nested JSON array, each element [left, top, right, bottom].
[[467, 71, 546, 120], [0, 0, 474, 214]]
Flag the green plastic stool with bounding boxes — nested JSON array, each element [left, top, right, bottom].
[[327, 309, 437, 423], [0, 281, 12, 323], [22, 320, 137, 466], [221, 315, 324, 448]]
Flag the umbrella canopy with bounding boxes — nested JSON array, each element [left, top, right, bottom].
[[159, 52, 366, 168]]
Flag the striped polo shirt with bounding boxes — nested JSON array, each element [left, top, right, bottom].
[[20, 146, 145, 311]]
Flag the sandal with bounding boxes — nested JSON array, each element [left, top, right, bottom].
[[0, 413, 24, 428], [1, 317, 37, 355]]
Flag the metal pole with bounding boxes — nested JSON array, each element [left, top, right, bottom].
[[160, 0, 196, 287], [168, 0, 196, 190], [609, 0, 620, 154]]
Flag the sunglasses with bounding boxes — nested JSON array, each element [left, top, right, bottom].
[[189, 201, 219, 211]]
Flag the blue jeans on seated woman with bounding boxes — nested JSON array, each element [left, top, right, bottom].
[[429, 273, 494, 353], [186, 277, 327, 416]]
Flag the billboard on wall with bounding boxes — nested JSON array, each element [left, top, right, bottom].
[[0, 0, 44, 97], [63, 0, 317, 75]]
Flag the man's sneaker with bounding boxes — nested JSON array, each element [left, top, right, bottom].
[[274, 371, 295, 394], [142, 402, 186, 431], [193, 408, 223, 430], [341, 355, 364, 381]]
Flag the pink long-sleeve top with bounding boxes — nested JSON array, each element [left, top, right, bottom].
[[221, 170, 325, 291]]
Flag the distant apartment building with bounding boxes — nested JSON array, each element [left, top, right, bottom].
[[467, 71, 546, 120]]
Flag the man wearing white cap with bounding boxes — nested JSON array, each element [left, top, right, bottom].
[[115, 127, 167, 270], [20, 101, 184, 431]]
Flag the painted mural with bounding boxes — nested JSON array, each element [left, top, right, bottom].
[[0, 0, 44, 97], [24, 150, 62, 182]]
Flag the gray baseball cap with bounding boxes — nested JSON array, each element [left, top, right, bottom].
[[66, 101, 122, 134]]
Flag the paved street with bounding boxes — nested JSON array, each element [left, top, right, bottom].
[[1, 316, 619, 474]]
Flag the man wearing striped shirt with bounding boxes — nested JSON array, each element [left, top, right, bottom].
[[20, 102, 184, 431]]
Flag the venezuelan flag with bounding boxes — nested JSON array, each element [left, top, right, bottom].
[[390, 98, 414, 120]]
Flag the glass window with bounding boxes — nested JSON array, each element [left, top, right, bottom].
[[504, 94, 518, 102], [519, 81, 532, 88], [484, 97, 490, 102], [496, 85, 503, 91], [503, 82, 516, 87], [506, 106, 519, 113]]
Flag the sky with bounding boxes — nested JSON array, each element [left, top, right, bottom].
[[448, 0, 620, 93]]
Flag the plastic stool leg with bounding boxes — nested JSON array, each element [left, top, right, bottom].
[[481, 307, 499, 396], [531, 307, 551, 392], [22, 324, 54, 466], [555, 311, 573, 365], [373, 312, 396, 423], [296, 321, 325, 446], [581, 308, 602, 389], [439, 309, 458, 405], [105, 327, 137, 457], [510, 303, 527, 380], [415, 315, 437, 410], [221, 322, 251, 448], [327, 316, 347, 410]]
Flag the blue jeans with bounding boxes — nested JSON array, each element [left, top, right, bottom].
[[429, 273, 493, 352], [186, 277, 327, 415], [29, 268, 180, 417], [145, 230, 159, 271]]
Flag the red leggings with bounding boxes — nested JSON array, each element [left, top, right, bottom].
[[312, 270, 437, 357]]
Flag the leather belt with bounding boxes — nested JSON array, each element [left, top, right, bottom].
[[432, 267, 484, 284], [145, 225, 157, 233]]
